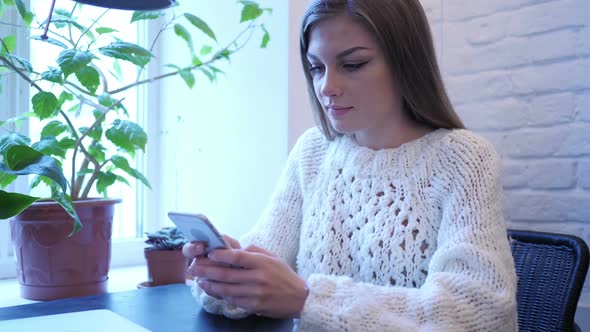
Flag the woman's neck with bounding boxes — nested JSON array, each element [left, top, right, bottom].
[[353, 120, 433, 150]]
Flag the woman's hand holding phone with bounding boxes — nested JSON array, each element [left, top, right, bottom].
[[184, 234, 242, 280]]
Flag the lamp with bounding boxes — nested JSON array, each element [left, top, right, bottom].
[[72, 0, 177, 10]]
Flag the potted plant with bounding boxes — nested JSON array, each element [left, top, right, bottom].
[[142, 226, 188, 287], [0, 0, 270, 300]]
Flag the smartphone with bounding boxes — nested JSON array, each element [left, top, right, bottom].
[[168, 212, 231, 253]]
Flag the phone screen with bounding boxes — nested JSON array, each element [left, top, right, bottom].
[[168, 212, 229, 252]]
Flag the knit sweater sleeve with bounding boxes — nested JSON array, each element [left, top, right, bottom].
[[193, 128, 315, 318], [297, 134, 518, 331]]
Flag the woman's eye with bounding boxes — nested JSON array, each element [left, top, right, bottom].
[[309, 65, 324, 75], [343, 61, 368, 71]]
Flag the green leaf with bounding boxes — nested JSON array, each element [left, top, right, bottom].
[[184, 13, 216, 41], [49, 18, 87, 33], [0, 190, 40, 219], [192, 55, 202, 66], [32, 136, 67, 158], [41, 121, 68, 138], [31, 35, 68, 49], [57, 49, 95, 78], [200, 67, 215, 82], [0, 172, 17, 188], [0, 145, 68, 193], [0, 133, 30, 155], [30, 174, 52, 190], [105, 120, 147, 157], [58, 91, 74, 107], [88, 143, 106, 163], [14, 0, 33, 26], [58, 137, 76, 150], [54, 8, 71, 17], [32, 91, 58, 120], [240, 2, 263, 23], [3, 53, 32, 72], [49, 184, 81, 236], [76, 169, 93, 177], [200, 45, 212, 56], [174, 23, 193, 54], [130, 11, 163, 23], [261, 24, 270, 48], [98, 42, 153, 68], [179, 68, 195, 89], [79, 123, 102, 141], [41, 67, 64, 84], [115, 175, 130, 186], [96, 171, 116, 195], [75, 66, 100, 94], [110, 155, 151, 189], [0, 35, 16, 53], [95, 27, 118, 34]]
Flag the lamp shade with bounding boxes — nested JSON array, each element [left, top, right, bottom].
[[72, 0, 177, 10]]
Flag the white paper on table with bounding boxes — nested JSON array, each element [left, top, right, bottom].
[[0, 309, 151, 332]]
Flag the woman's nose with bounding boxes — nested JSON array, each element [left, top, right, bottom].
[[319, 69, 343, 97]]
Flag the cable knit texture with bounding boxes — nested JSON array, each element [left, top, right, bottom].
[[192, 127, 518, 331]]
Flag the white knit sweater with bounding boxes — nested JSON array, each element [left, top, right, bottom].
[[193, 127, 518, 332]]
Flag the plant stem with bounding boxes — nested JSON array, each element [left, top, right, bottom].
[[0, 55, 43, 91], [41, 0, 57, 41], [75, 8, 109, 49], [71, 98, 123, 199]]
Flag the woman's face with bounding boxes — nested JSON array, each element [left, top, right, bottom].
[[306, 15, 404, 143]]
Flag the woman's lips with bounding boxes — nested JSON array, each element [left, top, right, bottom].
[[327, 106, 353, 117]]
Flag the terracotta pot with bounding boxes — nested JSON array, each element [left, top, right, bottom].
[[10, 198, 121, 301], [144, 248, 189, 286]]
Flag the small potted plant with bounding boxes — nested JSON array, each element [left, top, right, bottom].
[[143, 227, 189, 287]]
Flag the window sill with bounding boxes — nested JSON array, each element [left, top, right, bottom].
[[0, 265, 150, 309]]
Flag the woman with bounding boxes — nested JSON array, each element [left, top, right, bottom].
[[183, 0, 518, 330]]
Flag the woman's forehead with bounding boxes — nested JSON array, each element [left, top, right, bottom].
[[307, 16, 377, 57]]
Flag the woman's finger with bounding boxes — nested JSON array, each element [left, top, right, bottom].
[[182, 241, 207, 258], [197, 279, 262, 298], [223, 235, 241, 249], [193, 263, 260, 284]]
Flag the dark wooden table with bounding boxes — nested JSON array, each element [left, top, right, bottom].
[[0, 284, 294, 332]]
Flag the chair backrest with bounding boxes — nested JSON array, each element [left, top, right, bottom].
[[508, 229, 590, 332]]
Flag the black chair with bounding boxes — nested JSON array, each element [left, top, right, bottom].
[[508, 229, 590, 332]]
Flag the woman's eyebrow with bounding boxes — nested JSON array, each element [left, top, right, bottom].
[[307, 46, 370, 60]]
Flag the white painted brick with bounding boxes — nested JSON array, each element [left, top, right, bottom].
[[527, 160, 577, 189], [507, 0, 590, 37], [420, 0, 442, 23], [580, 161, 590, 189], [505, 125, 590, 157], [444, 0, 548, 22], [501, 161, 528, 189], [511, 58, 590, 95], [526, 29, 581, 62], [456, 98, 528, 130], [501, 160, 577, 189], [446, 71, 513, 104], [503, 191, 590, 221], [506, 221, 587, 238], [477, 132, 508, 156], [442, 14, 509, 49], [577, 92, 590, 122], [443, 39, 528, 75], [444, 29, 580, 75], [580, 27, 590, 56], [528, 93, 576, 127]]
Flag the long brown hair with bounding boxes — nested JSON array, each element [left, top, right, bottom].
[[300, 0, 465, 140]]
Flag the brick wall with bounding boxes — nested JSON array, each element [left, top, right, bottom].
[[421, 0, 590, 306]]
